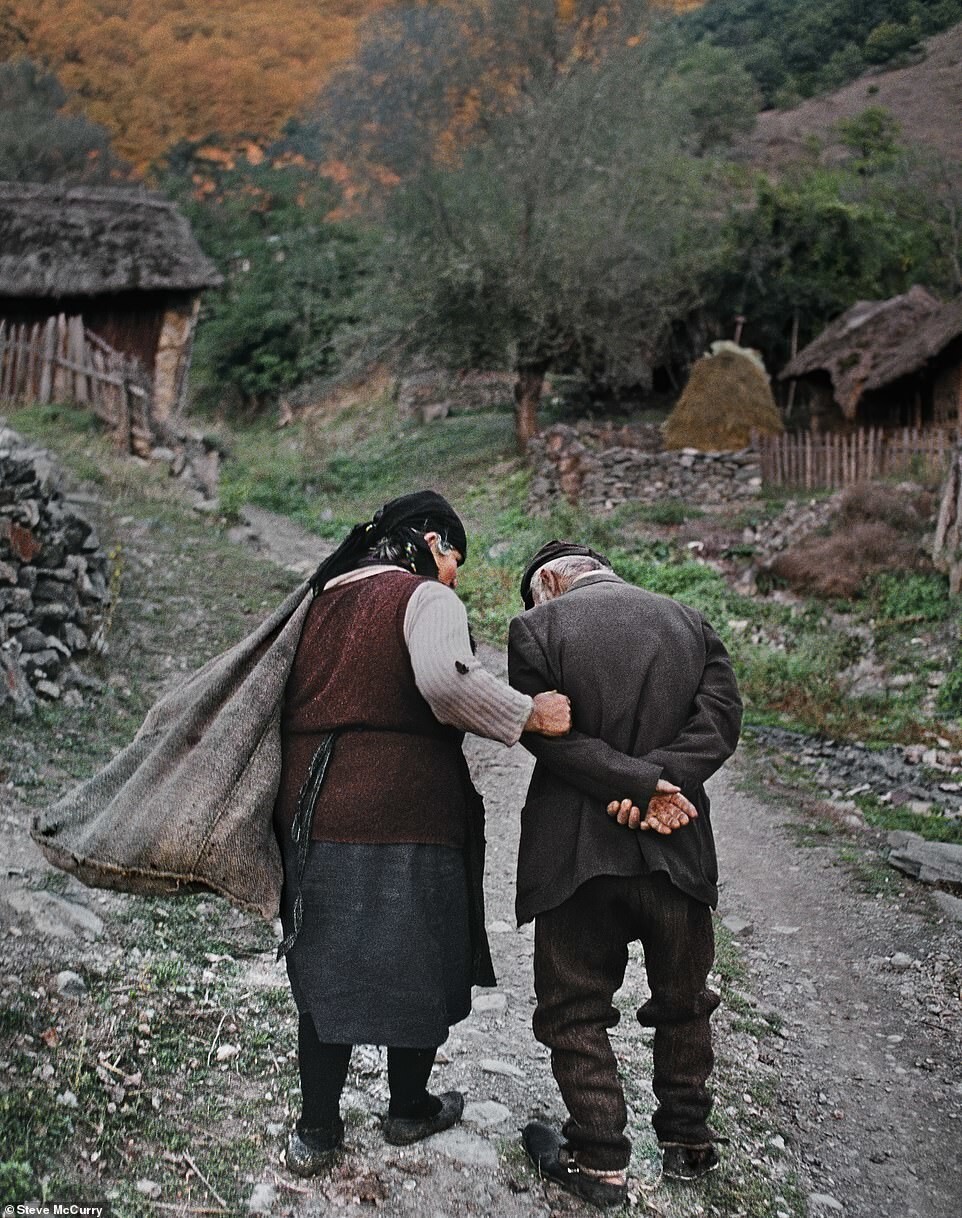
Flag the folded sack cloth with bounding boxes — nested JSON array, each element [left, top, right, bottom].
[[31, 581, 314, 919]]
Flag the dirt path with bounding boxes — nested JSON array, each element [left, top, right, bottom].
[[711, 767, 962, 1218], [2, 498, 960, 1217], [239, 506, 962, 1218]]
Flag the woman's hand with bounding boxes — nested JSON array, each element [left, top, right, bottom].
[[525, 691, 572, 737]]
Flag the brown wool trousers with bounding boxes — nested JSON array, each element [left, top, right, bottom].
[[533, 870, 720, 1171]]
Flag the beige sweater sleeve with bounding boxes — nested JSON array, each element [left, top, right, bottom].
[[404, 581, 533, 746]]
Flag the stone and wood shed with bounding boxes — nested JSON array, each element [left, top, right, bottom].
[[780, 285, 962, 433], [0, 182, 222, 420]]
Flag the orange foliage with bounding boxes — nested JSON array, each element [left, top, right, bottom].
[[9, 0, 705, 172], [9, 0, 396, 170]]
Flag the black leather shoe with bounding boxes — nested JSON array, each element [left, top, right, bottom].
[[522, 1121, 628, 1210], [383, 1091, 464, 1145], [661, 1142, 720, 1180], [286, 1117, 344, 1177]]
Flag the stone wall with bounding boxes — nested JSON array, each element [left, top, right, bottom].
[[0, 420, 110, 715], [527, 423, 763, 514]]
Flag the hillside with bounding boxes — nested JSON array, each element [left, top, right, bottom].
[[3, 0, 395, 168], [742, 21, 962, 168], [3, 1, 701, 171]]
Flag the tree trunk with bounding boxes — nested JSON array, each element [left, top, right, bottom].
[[933, 444, 962, 597], [513, 367, 545, 453]]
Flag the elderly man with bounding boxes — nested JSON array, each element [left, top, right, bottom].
[[508, 541, 742, 1207]]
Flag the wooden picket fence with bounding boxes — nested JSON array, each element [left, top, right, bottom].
[[0, 314, 152, 452], [754, 426, 959, 490]]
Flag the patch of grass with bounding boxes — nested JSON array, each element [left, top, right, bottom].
[[854, 793, 962, 845], [623, 500, 706, 526], [869, 571, 952, 624], [835, 845, 903, 897]]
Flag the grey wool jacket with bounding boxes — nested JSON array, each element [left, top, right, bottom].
[[507, 571, 743, 924]]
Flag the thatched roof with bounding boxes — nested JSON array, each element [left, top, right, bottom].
[[0, 182, 222, 298], [663, 348, 783, 451], [780, 286, 962, 419]]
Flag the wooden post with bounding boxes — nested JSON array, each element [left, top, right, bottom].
[[38, 317, 55, 403], [933, 444, 962, 596], [51, 314, 68, 401]]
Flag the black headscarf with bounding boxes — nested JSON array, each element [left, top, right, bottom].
[[519, 539, 611, 610], [310, 491, 468, 593]]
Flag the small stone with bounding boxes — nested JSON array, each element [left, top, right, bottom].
[[135, 1181, 162, 1200], [55, 970, 86, 997], [216, 1043, 240, 1062], [473, 992, 507, 1014], [463, 1100, 512, 1129], [57, 1089, 78, 1108], [931, 891, 962, 923], [721, 915, 753, 937], [808, 1193, 843, 1212], [431, 1127, 499, 1169], [248, 1183, 277, 1214], [480, 1058, 524, 1078], [890, 952, 914, 972]]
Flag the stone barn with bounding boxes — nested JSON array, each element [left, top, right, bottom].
[[0, 182, 222, 420], [780, 286, 962, 433]]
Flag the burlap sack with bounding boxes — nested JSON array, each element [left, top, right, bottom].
[[31, 581, 313, 919]]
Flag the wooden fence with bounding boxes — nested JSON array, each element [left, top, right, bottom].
[[754, 427, 959, 490], [0, 314, 152, 452]]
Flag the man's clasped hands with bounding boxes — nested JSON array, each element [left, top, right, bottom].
[[540, 690, 696, 836]]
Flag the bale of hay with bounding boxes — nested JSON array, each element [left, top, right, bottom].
[[663, 349, 783, 451]]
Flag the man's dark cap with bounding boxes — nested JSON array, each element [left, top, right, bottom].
[[519, 539, 611, 609]]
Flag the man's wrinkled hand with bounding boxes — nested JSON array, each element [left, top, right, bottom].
[[526, 690, 572, 737], [606, 781, 698, 835]]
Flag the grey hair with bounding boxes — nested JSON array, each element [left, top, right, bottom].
[[530, 555, 607, 604]]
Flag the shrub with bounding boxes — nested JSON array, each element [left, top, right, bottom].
[[869, 572, 951, 623], [836, 482, 934, 533], [769, 521, 929, 599], [769, 483, 936, 599], [937, 657, 962, 718]]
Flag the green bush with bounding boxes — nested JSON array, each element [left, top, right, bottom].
[[870, 572, 951, 623], [937, 658, 962, 718]]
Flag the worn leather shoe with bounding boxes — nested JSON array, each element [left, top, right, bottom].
[[286, 1116, 344, 1177], [661, 1142, 720, 1180], [522, 1121, 628, 1210], [383, 1091, 464, 1145]]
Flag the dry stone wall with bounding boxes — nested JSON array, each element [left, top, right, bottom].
[[527, 423, 763, 514], [0, 419, 109, 715]]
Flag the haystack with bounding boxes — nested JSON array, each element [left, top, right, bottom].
[[663, 348, 783, 451]]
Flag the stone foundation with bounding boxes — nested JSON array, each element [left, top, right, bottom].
[[0, 420, 110, 715], [527, 423, 763, 514]]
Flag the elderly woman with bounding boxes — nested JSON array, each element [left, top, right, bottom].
[[274, 491, 570, 1176]]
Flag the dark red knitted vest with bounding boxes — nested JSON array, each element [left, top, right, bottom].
[[275, 570, 468, 846]]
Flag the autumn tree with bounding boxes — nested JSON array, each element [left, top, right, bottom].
[[333, 2, 753, 447], [0, 58, 126, 183]]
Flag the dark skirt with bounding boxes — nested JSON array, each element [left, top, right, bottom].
[[280, 838, 472, 1047]]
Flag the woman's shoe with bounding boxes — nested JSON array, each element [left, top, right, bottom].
[[286, 1116, 344, 1177], [383, 1091, 465, 1145]]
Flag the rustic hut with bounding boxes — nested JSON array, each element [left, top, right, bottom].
[[662, 346, 783, 451], [780, 286, 962, 433], [0, 182, 222, 420]]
